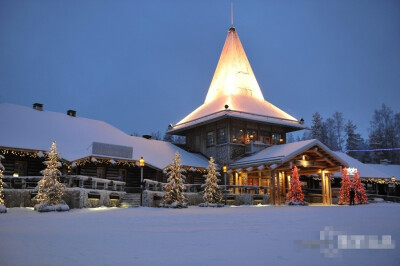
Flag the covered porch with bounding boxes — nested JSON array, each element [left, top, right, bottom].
[[228, 139, 348, 205]]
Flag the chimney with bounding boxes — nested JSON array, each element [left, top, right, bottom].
[[67, 110, 76, 117], [142, 134, 152, 140], [33, 103, 43, 111]]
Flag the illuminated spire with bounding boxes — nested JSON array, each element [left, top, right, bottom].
[[204, 27, 265, 104]]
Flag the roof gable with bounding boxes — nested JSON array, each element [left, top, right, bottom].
[[231, 139, 348, 168], [0, 103, 209, 170]]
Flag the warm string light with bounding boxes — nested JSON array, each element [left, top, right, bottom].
[[202, 157, 223, 205], [286, 165, 305, 203], [73, 157, 137, 168], [0, 155, 5, 206], [0, 149, 43, 158], [161, 152, 187, 207], [35, 141, 65, 206]]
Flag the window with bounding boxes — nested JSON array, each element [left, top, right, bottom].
[[260, 131, 271, 144], [272, 133, 282, 145], [217, 128, 227, 144], [207, 131, 215, 146], [97, 167, 106, 179], [118, 169, 127, 181], [14, 161, 27, 176], [231, 127, 244, 143]]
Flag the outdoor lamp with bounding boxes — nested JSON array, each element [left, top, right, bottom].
[[139, 157, 145, 167]]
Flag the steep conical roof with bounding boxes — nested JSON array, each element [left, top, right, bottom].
[[170, 27, 305, 133], [205, 27, 264, 103]]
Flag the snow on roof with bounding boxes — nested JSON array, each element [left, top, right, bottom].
[[170, 27, 304, 133], [231, 139, 348, 168], [365, 163, 400, 180], [333, 152, 391, 179], [204, 27, 265, 104], [170, 94, 305, 133], [0, 103, 209, 170]]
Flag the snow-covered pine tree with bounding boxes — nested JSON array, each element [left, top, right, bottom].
[[352, 170, 368, 204], [338, 168, 352, 205], [34, 141, 69, 212], [0, 155, 7, 213], [199, 157, 223, 207], [286, 165, 306, 205], [160, 151, 187, 208]]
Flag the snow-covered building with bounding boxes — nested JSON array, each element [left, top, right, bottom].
[[0, 103, 209, 193], [168, 26, 349, 204]]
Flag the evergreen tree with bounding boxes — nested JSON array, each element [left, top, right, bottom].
[[345, 120, 363, 159], [34, 141, 68, 211], [324, 118, 338, 150], [332, 112, 345, 151], [286, 166, 305, 205], [311, 112, 325, 142], [338, 168, 352, 205], [0, 155, 6, 213], [200, 157, 223, 207], [352, 171, 368, 204], [161, 151, 187, 208], [369, 104, 399, 163], [286, 133, 295, 143]]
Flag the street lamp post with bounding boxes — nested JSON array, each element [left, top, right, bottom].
[[139, 157, 145, 206], [223, 165, 227, 205]]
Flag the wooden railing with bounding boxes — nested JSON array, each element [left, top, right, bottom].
[[143, 179, 268, 195]]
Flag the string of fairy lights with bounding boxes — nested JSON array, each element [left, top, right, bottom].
[[0, 148, 397, 183], [0, 148, 208, 175]]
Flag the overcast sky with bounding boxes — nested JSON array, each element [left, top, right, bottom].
[[1, 0, 399, 139]]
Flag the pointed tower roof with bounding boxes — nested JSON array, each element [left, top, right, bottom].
[[204, 27, 264, 103], [169, 27, 305, 134]]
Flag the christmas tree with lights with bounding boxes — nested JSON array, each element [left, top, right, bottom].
[[286, 165, 306, 205], [199, 157, 223, 207], [353, 170, 368, 204], [338, 168, 352, 205], [34, 141, 69, 212], [0, 155, 7, 213], [160, 151, 187, 208]]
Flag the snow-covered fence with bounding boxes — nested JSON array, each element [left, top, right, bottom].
[[144, 179, 203, 193], [142, 179, 270, 207], [65, 175, 125, 191], [3, 188, 126, 209]]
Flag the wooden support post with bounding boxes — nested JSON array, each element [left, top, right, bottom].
[[322, 170, 326, 205], [276, 172, 281, 205], [327, 174, 332, 205], [271, 171, 275, 205]]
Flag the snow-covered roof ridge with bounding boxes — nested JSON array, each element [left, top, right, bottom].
[[0, 103, 209, 170], [231, 139, 348, 168], [334, 152, 393, 179], [366, 163, 400, 180]]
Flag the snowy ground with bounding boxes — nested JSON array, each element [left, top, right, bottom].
[[0, 203, 399, 266]]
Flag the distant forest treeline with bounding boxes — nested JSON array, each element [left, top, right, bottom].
[[287, 104, 400, 164]]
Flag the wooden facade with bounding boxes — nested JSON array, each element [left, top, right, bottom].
[[179, 117, 299, 166], [0, 147, 206, 193]]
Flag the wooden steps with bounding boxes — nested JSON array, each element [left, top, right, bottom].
[[119, 193, 141, 208]]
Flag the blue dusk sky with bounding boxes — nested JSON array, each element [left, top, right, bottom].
[[1, 0, 399, 139]]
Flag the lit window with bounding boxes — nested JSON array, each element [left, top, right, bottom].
[[231, 128, 244, 143]]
